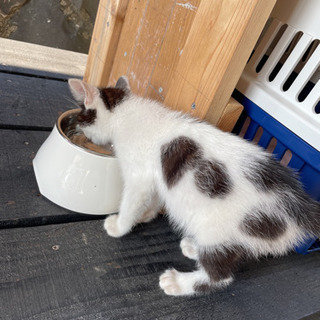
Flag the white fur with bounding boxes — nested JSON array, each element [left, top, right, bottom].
[[68, 79, 311, 296], [180, 237, 198, 260], [159, 268, 233, 296], [82, 94, 304, 251]]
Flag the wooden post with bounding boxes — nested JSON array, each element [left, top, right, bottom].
[[84, 0, 129, 87], [163, 0, 276, 125], [84, 0, 276, 129]]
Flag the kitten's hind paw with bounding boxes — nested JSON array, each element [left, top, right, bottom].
[[159, 269, 198, 296], [104, 215, 127, 238], [159, 269, 184, 296]]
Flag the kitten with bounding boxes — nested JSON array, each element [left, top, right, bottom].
[[68, 76, 320, 296]]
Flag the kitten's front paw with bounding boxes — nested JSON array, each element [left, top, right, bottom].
[[180, 237, 198, 260], [104, 215, 126, 238]]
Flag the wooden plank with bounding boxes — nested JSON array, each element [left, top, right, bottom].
[[123, 0, 176, 95], [148, 0, 201, 102], [84, 0, 129, 87], [0, 72, 74, 128], [107, 0, 149, 87], [204, 0, 277, 125], [107, 0, 178, 95], [92, 0, 200, 96], [85, 0, 275, 126], [0, 38, 87, 79], [216, 98, 244, 132], [164, 0, 276, 123], [0, 218, 319, 319], [0, 129, 102, 227]]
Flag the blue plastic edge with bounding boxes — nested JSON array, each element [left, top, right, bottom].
[[233, 89, 320, 254]]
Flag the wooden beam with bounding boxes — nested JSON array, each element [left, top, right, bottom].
[[107, 0, 150, 90], [0, 38, 86, 79], [204, 0, 277, 125], [146, 0, 201, 101], [216, 98, 244, 132], [84, 0, 129, 87], [85, 0, 276, 128], [164, 0, 276, 124]]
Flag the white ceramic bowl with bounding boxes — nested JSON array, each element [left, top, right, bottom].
[[33, 109, 123, 214]]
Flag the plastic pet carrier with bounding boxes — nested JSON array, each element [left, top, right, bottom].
[[233, 0, 320, 254]]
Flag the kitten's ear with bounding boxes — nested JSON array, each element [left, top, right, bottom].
[[115, 76, 130, 92], [68, 79, 99, 106]]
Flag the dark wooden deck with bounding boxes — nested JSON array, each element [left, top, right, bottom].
[[1, 62, 320, 320]]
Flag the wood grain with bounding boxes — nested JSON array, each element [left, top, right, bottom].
[[125, 0, 175, 95], [164, 0, 276, 123], [109, 0, 177, 95], [108, 0, 149, 87], [0, 218, 319, 319], [204, 0, 277, 125], [85, 0, 275, 129], [217, 98, 244, 132], [0, 73, 74, 128], [148, 0, 201, 101], [84, 0, 129, 87], [0, 38, 86, 79]]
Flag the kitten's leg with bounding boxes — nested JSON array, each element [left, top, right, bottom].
[[137, 193, 162, 224], [104, 182, 158, 237], [159, 268, 211, 296], [159, 245, 244, 296], [180, 237, 198, 260]]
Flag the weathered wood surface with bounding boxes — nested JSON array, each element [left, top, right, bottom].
[[0, 217, 319, 320], [0, 73, 75, 129], [84, 0, 276, 129], [0, 38, 87, 80], [84, 0, 129, 86]]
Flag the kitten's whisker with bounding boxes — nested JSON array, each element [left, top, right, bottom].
[[62, 95, 80, 108]]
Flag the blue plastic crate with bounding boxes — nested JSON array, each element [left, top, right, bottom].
[[233, 89, 320, 254]]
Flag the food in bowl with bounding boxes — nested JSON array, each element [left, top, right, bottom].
[[59, 109, 114, 156]]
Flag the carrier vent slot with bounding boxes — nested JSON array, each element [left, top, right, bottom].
[[315, 101, 320, 114], [268, 31, 303, 82], [297, 81, 315, 102], [256, 24, 288, 73], [248, 18, 273, 64], [283, 39, 320, 92], [252, 126, 264, 144], [266, 137, 277, 153], [280, 149, 292, 167], [238, 117, 251, 138]]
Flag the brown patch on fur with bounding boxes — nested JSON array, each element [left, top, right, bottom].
[[77, 109, 96, 126], [161, 136, 201, 188], [99, 87, 126, 111], [199, 246, 246, 283], [241, 211, 287, 240], [193, 282, 212, 294], [195, 160, 232, 198]]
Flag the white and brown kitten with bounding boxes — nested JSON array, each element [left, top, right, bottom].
[[68, 76, 320, 296]]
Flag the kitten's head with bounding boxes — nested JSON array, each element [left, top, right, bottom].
[[68, 76, 130, 145]]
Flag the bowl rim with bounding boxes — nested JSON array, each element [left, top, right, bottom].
[[56, 109, 114, 158]]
